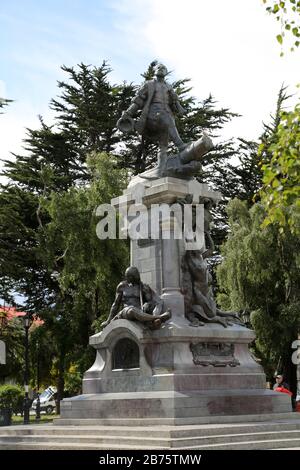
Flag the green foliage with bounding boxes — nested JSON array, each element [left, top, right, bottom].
[[0, 98, 13, 114], [251, 303, 300, 355], [217, 198, 300, 381], [263, 0, 300, 51], [217, 201, 282, 310], [49, 62, 135, 175], [35, 152, 129, 398], [39, 152, 129, 324], [208, 86, 290, 285], [259, 102, 300, 234], [28, 322, 56, 390], [11, 414, 58, 425], [0, 187, 44, 306], [0, 314, 25, 383], [0, 385, 23, 410], [64, 364, 82, 396], [209, 87, 299, 383], [277, 34, 283, 44]]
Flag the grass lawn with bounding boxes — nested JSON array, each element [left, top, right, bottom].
[[12, 414, 59, 425]]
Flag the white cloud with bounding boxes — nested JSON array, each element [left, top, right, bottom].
[[114, 0, 300, 140], [0, 96, 54, 183]]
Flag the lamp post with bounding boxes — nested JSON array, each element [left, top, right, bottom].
[[0, 312, 6, 366], [36, 340, 40, 420], [23, 313, 31, 425]]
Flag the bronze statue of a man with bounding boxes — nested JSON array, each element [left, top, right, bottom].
[[117, 63, 186, 168], [101, 266, 171, 329]]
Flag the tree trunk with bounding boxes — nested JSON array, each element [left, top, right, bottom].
[[56, 352, 65, 415], [296, 333, 300, 401]]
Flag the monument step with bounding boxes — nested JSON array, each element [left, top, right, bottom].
[[1, 417, 300, 449], [182, 437, 300, 450], [1, 435, 300, 450], [0, 433, 170, 447], [2, 418, 300, 438], [1, 429, 300, 448], [54, 411, 299, 426], [0, 441, 154, 450]]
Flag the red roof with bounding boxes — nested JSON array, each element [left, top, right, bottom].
[[0, 306, 26, 319], [0, 306, 44, 326]]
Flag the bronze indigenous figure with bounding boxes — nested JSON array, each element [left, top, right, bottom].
[[101, 266, 171, 330], [182, 250, 242, 328]]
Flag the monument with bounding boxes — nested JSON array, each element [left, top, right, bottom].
[[59, 64, 291, 424]]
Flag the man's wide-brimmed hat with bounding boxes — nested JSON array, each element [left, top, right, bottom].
[[117, 115, 135, 133]]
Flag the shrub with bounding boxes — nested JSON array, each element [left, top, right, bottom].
[[0, 385, 23, 410]]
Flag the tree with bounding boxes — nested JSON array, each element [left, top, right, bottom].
[[0, 63, 131, 310], [216, 86, 299, 388], [216, 199, 300, 387], [261, 2, 300, 288], [208, 138, 263, 254], [30, 152, 129, 408], [263, 0, 300, 51], [0, 311, 26, 384], [38, 152, 129, 322], [209, 85, 290, 252], [259, 101, 300, 234], [0, 98, 12, 114]]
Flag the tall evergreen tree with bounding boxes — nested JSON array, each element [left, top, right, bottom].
[[216, 86, 299, 389], [209, 85, 291, 253]]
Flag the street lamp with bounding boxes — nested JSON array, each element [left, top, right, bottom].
[[23, 313, 31, 425], [0, 313, 6, 366], [36, 340, 40, 420]]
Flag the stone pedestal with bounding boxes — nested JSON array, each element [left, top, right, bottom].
[[112, 177, 221, 320], [112, 177, 220, 294], [60, 320, 291, 420], [59, 177, 292, 423]]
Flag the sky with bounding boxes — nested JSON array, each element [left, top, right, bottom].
[[0, 0, 299, 176]]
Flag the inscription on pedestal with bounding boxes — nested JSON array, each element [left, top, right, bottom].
[[190, 342, 240, 367], [112, 338, 140, 370]]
